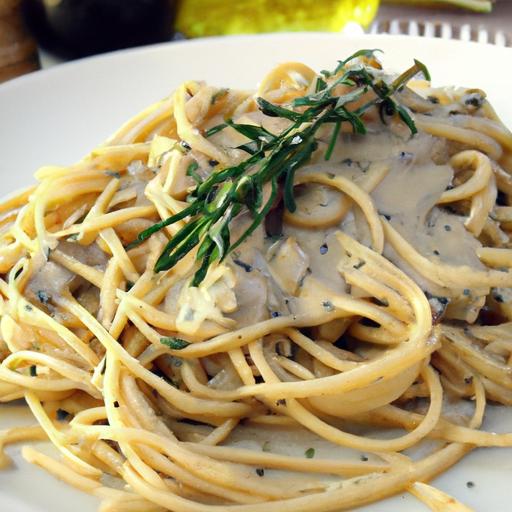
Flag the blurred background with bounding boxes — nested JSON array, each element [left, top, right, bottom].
[[0, 0, 510, 83]]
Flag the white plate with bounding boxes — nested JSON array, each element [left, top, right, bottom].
[[1, 33, 512, 512]]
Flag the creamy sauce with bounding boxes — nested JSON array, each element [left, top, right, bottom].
[[160, 121, 489, 337]]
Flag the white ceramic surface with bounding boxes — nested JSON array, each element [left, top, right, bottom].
[[1, 33, 511, 512]]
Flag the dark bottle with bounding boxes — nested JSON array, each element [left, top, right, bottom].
[[22, 0, 177, 59]]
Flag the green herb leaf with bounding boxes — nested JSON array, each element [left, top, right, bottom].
[[104, 170, 121, 179], [56, 409, 70, 421], [315, 77, 327, 92], [325, 121, 341, 161], [230, 176, 278, 254], [256, 97, 302, 121], [160, 337, 190, 350], [129, 201, 201, 249], [334, 48, 383, 74], [396, 104, 418, 135], [305, 447, 315, 458], [204, 123, 227, 137], [186, 161, 203, 184], [391, 59, 430, 92], [226, 119, 275, 145]]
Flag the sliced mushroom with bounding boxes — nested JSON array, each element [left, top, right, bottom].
[[267, 237, 310, 296]]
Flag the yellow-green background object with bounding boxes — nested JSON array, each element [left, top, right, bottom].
[[176, 0, 380, 38]]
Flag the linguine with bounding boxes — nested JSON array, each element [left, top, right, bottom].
[[1, 52, 512, 511]]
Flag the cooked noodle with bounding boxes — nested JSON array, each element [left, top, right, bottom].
[[1, 55, 512, 512]]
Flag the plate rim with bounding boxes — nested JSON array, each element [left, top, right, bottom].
[[1, 31, 511, 95]]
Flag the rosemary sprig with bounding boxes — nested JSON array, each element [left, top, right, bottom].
[[132, 50, 430, 286]]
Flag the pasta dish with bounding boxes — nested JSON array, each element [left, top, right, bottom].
[[1, 50, 512, 511]]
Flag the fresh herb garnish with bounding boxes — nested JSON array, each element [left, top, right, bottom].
[[186, 161, 203, 184], [29, 365, 37, 377], [133, 51, 429, 285], [160, 336, 191, 350]]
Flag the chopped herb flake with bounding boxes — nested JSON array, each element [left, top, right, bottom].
[[353, 260, 366, 269], [56, 409, 70, 421], [322, 300, 334, 312], [233, 259, 253, 273], [256, 468, 265, 477], [204, 123, 227, 138], [36, 290, 50, 304], [171, 356, 183, 367], [465, 94, 483, 108], [105, 170, 121, 179], [305, 448, 315, 459], [493, 292, 504, 303], [211, 88, 229, 105], [161, 337, 191, 350], [29, 365, 37, 377]]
